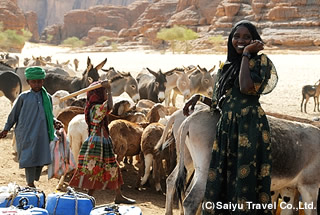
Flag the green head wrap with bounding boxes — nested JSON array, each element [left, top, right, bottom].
[[25, 67, 46, 80]]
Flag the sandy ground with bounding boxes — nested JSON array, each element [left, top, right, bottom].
[[0, 43, 319, 214]]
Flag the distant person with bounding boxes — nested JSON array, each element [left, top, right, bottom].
[[0, 66, 63, 188], [183, 20, 278, 214], [69, 80, 135, 204]]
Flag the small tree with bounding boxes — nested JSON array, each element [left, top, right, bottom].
[[157, 25, 198, 54], [46, 34, 54, 43], [182, 28, 198, 54], [62, 37, 85, 48], [0, 22, 32, 52]]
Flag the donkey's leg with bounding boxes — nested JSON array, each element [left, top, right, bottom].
[[301, 97, 305, 112], [165, 90, 172, 106], [298, 184, 318, 215], [182, 144, 212, 215], [165, 165, 179, 215], [304, 96, 310, 113], [171, 91, 179, 107]]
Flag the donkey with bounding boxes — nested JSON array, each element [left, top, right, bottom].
[[43, 57, 106, 95], [301, 79, 320, 113], [101, 68, 140, 103], [164, 67, 194, 107], [188, 65, 216, 98], [0, 53, 19, 68], [165, 65, 215, 107], [0, 70, 22, 105], [158, 108, 320, 215], [137, 68, 167, 103], [73, 58, 79, 72]]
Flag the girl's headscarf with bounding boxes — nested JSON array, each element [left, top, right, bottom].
[[84, 81, 108, 135], [216, 20, 262, 101]]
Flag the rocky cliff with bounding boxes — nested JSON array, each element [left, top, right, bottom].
[[16, 0, 151, 33], [41, 0, 320, 49], [124, 0, 320, 49], [0, 0, 39, 49], [2, 0, 320, 52]]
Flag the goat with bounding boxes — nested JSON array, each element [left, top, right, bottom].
[[301, 79, 320, 113], [109, 103, 167, 164], [51, 90, 75, 117], [138, 122, 176, 193], [56, 106, 85, 133]]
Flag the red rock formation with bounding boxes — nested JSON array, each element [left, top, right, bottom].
[[84, 27, 118, 45], [24, 11, 39, 42], [0, 0, 25, 31], [51, 2, 150, 44], [0, 0, 38, 51], [4, 0, 320, 51]]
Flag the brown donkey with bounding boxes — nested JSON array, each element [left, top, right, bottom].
[[301, 79, 320, 113]]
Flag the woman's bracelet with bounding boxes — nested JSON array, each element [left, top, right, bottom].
[[242, 52, 251, 59]]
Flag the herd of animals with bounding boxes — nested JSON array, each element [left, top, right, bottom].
[[0, 52, 320, 215]]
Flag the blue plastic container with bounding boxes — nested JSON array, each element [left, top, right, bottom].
[[45, 187, 95, 215], [90, 205, 142, 215], [0, 188, 45, 208]]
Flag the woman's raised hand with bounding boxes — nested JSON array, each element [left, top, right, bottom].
[[101, 80, 111, 91], [183, 94, 200, 116], [244, 40, 264, 54]]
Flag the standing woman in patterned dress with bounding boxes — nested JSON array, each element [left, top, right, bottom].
[[183, 20, 278, 214], [69, 80, 135, 204]]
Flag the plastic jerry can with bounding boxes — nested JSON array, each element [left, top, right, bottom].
[[0, 197, 48, 215], [0, 186, 45, 208], [45, 187, 95, 215]]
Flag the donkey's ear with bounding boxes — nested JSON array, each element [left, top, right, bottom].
[[95, 58, 108, 71], [87, 56, 92, 67], [83, 60, 93, 76], [197, 65, 204, 71], [147, 67, 157, 77], [208, 65, 216, 73]]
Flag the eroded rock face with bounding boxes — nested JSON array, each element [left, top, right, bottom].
[[0, 0, 25, 31], [4, 0, 320, 50], [0, 0, 38, 51], [40, 1, 150, 44], [24, 11, 39, 42], [17, 0, 144, 33]]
